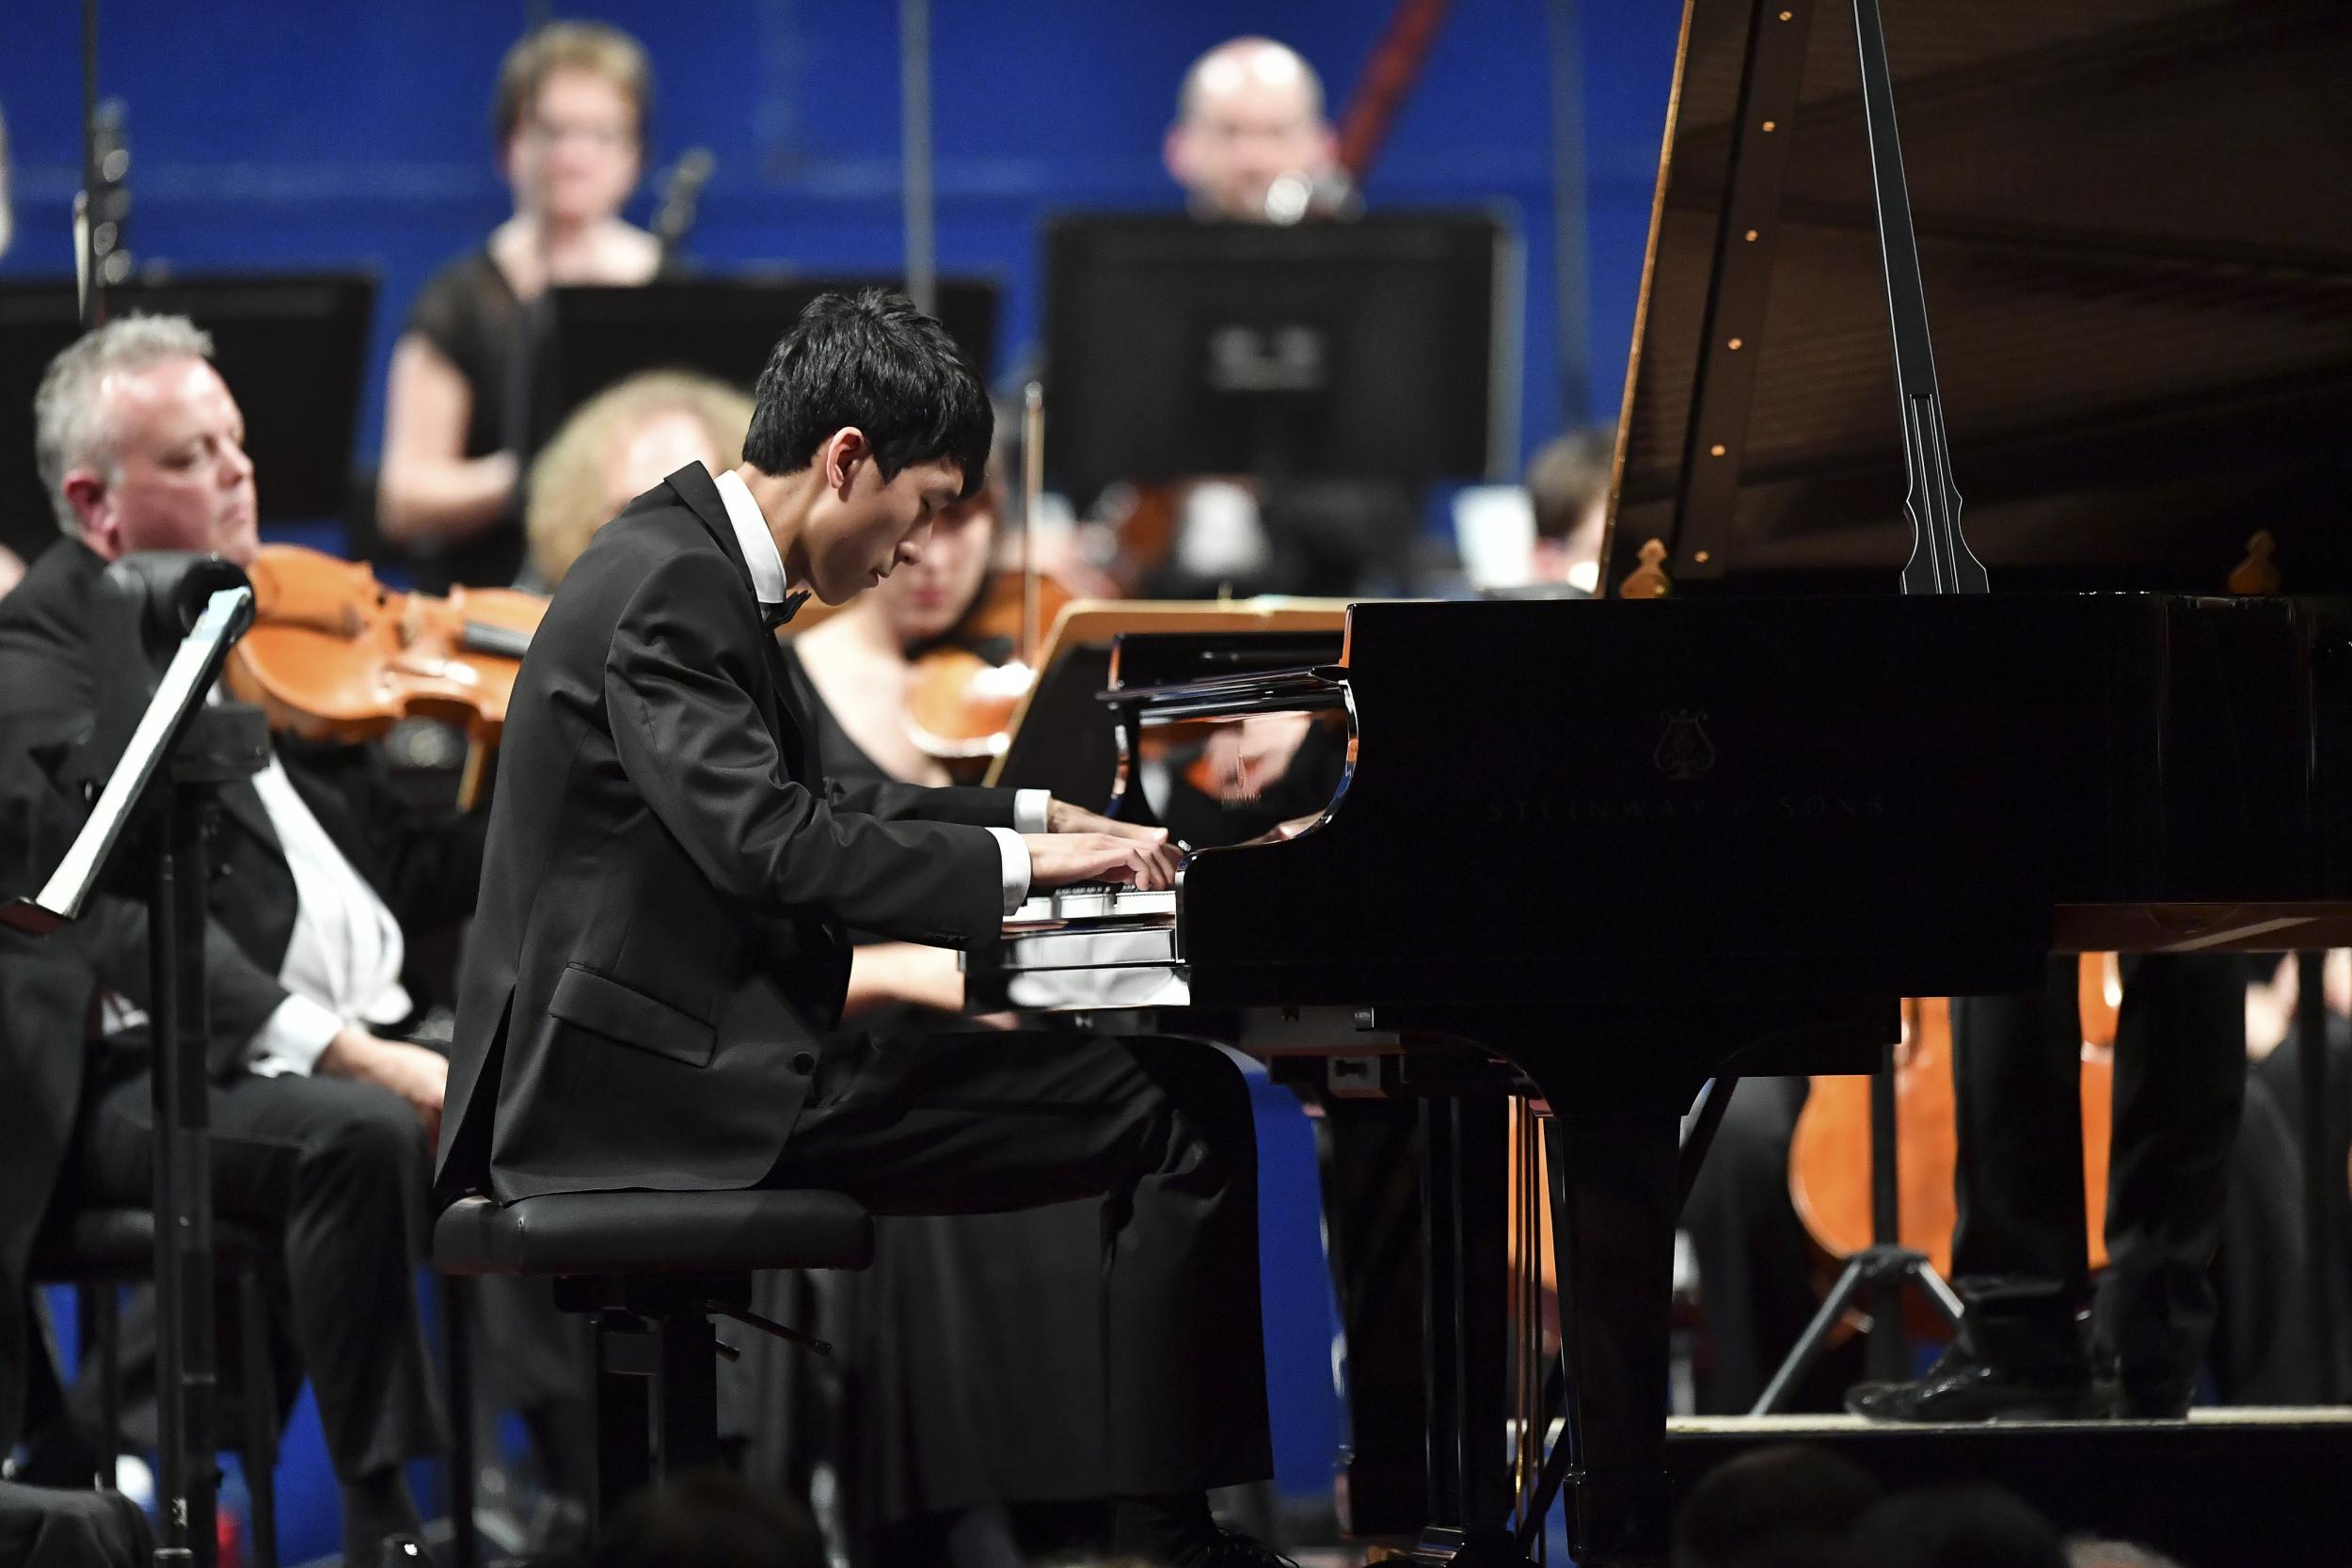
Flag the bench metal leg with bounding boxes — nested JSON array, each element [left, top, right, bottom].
[[94, 1281, 121, 1491], [595, 1312, 655, 1523], [236, 1259, 279, 1568], [442, 1274, 479, 1568], [654, 1312, 720, 1477]]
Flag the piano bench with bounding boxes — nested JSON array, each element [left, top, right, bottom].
[[433, 1190, 873, 1527]]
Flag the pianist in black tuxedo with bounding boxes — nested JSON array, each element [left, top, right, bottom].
[[0, 316, 473, 1561], [435, 291, 1280, 1567]]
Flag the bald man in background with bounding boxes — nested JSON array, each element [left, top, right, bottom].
[[1165, 36, 1346, 225]]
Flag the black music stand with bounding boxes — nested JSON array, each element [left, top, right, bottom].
[[1751, 1045, 1964, 1413], [1041, 213, 1518, 509], [3, 554, 267, 1568], [539, 276, 1000, 451]]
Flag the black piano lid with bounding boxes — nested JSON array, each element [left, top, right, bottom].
[[1599, 0, 2352, 598]]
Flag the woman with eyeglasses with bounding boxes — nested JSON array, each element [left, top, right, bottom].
[[378, 23, 665, 592]]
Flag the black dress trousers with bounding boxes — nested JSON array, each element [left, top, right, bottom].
[[765, 1027, 1273, 1498], [1951, 953, 2247, 1397], [70, 1060, 447, 1480]]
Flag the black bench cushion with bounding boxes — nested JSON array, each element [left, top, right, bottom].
[[433, 1190, 873, 1277]]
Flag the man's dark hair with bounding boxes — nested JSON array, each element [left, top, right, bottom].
[[741, 289, 993, 499]]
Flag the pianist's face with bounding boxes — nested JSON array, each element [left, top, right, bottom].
[[877, 488, 995, 646], [802, 436, 964, 605], [70, 356, 260, 568]]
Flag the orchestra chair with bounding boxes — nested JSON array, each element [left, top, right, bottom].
[[433, 1190, 871, 1532], [29, 1205, 281, 1568]]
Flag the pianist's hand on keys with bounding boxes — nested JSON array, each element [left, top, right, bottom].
[[1041, 800, 1171, 843], [1023, 831, 1184, 893]]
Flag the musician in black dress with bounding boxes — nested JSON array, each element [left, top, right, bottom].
[[377, 21, 664, 591]]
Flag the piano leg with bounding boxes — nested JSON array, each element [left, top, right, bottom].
[[1411, 1090, 1522, 1568], [1541, 1107, 1680, 1566]]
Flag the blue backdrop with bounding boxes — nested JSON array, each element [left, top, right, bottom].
[[4, 3, 1680, 1559]]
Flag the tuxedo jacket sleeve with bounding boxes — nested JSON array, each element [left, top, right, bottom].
[[603, 545, 1005, 943]]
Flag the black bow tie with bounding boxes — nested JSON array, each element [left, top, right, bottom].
[[761, 589, 811, 631]]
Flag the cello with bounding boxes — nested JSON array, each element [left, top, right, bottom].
[[1787, 956, 2122, 1307]]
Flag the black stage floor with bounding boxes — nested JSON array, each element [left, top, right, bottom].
[[1665, 1410, 2352, 1567]]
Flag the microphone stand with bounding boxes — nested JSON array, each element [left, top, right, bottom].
[[5, 557, 267, 1568]]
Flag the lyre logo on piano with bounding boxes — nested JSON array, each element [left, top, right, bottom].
[[1653, 707, 1717, 783]]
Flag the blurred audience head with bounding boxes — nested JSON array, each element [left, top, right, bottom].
[[1849, 1483, 2068, 1568], [495, 21, 652, 228], [1525, 424, 1615, 593], [1672, 1444, 1881, 1568], [1166, 37, 1337, 223], [568, 1470, 823, 1568], [2066, 1541, 2184, 1568], [526, 371, 752, 587], [35, 314, 259, 566]]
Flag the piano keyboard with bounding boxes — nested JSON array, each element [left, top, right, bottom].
[[984, 881, 1187, 1007], [1005, 881, 1178, 931]]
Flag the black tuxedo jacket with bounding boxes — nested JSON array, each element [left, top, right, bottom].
[[435, 464, 1013, 1204], [0, 539, 483, 1448]]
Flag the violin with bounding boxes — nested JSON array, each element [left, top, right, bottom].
[[1785, 955, 2121, 1332], [903, 568, 1076, 771], [223, 544, 546, 806], [900, 382, 1068, 775]]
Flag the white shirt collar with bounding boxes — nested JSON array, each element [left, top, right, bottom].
[[711, 466, 791, 606]]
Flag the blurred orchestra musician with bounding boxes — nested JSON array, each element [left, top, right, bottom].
[[522, 370, 752, 592], [1521, 424, 1613, 595], [1073, 37, 1415, 604], [0, 316, 480, 1565], [1163, 36, 1343, 225], [1850, 957, 2252, 1420], [378, 21, 666, 592]]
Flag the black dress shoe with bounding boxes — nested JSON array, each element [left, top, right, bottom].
[[1846, 1345, 2105, 1422], [2113, 1383, 2193, 1420]]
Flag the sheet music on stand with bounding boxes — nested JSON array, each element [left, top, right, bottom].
[[3, 560, 262, 1568]]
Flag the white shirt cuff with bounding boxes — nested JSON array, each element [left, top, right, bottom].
[[984, 826, 1032, 916], [1013, 788, 1052, 834], [246, 991, 342, 1078]]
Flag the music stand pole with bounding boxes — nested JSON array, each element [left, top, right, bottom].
[[4, 564, 262, 1568], [147, 771, 216, 1565]]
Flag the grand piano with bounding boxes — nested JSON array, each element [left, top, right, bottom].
[[975, 1, 2352, 1562]]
